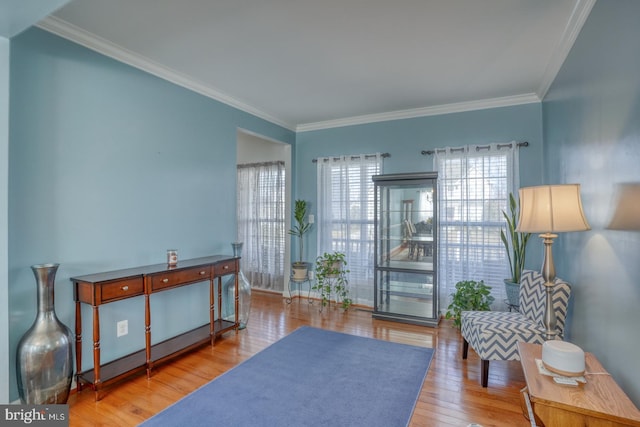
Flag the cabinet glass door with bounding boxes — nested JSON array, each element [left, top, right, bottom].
[[376, 270, 434, 318], [376, 183, 434, 271], [373, 172, 438, 326]]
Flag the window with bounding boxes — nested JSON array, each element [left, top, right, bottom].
[[237, 161, 286, 291], [434, 143, 520, 309], [316, 154, 382, 307]]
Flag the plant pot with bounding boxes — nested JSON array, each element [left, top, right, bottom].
[[321, 260, 343, 278], [292, 262, 309, 280], [504, 279, 520, 307]]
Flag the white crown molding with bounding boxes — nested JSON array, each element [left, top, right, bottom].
[[537, 0, 597, 99], [296, 93, 540, 133], [37, 2, 590, 135], [36, 16, 295, 131]]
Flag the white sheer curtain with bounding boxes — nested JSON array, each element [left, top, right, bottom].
[[237, 161, 285, 291], [433, 143, 520, 311], [316, 153, 382, 307]]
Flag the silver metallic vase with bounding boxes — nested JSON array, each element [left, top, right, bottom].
[[16, 263, 74, 404]]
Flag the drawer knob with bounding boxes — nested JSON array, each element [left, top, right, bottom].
[[200, 271, 206, 275], [121, 285, 129, 291], [162, 278, 169, 283], [224, 265, 229, 270]]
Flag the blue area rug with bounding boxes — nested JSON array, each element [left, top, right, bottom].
[[140, 326, 434, 427]]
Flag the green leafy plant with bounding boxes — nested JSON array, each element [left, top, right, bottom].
[[288, 200, 312, 264], [313, 252, 351, 310], [445, 280, 494, 328], [500, 192, 532, 284]]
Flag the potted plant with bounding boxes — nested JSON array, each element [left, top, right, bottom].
[[288, 199, 312, 280], [500, 192, 532, 307], [313, 251, 351, 310], [445, 280, 494, 328]]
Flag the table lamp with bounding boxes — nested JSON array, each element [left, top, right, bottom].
[[516, 184, 590, 339]]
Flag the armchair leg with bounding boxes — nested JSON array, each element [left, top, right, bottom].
[[481, 360, 489, 387], [462, 338, 469, 359]]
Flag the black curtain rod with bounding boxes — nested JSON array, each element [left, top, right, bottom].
[[421, 141, 529, 156], [312, 153, 390, 163]]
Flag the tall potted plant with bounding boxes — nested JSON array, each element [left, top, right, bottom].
[[288, 199, 312, 280], [500, 192, 532, 307]]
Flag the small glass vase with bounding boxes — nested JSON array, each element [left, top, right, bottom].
[[222, 242, 252, 329]]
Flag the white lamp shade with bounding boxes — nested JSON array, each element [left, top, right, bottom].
[[517, 184, 591, 233], [607, 183, 640, 230]]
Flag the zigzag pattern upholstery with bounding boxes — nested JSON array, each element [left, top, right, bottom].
[[460, 270, 571, 387]]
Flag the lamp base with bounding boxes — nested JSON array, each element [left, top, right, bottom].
[[540, 234, 558, 339], [543, 282, 558, 340]]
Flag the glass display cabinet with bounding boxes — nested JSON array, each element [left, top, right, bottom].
[[372, 172, 439, 327]]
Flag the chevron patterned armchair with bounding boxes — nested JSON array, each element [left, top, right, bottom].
[[460, 270, 571, 387]]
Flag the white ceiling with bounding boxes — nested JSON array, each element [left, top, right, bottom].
[[35, 0, 595, 131]]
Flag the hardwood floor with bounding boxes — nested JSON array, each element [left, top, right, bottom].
[[68, 291, 529, 426]]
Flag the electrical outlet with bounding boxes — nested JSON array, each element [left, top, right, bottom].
[[308, 214, 314, 224], [117, 320, 128, 337]]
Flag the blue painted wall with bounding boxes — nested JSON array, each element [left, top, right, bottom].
[[295, 103, 546, 272], [543, 0, 640, 404], [8, 27, 294, 401]]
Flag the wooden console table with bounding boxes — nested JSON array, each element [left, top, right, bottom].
[[518, 342, 640, 426], [70, 255, 239, 400]]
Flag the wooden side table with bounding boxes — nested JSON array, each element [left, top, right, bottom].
[[518, 342, 640, 426]]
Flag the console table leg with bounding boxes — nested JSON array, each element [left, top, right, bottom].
[[75, 300, 83, 392], [92, 305, 102, 401], [145, 293, 152, 378], [209, 278, 215, 346], [94, 387, 103, 402]]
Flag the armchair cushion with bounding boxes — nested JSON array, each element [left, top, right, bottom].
[[461, 311, 549, 361]]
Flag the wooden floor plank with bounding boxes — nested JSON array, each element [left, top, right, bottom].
[[68, 291, 529, 426]]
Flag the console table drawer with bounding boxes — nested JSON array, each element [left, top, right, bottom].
[[150, 266, 211, 291], [101, 278, 144, 303], [215, 260, 237, 276]]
